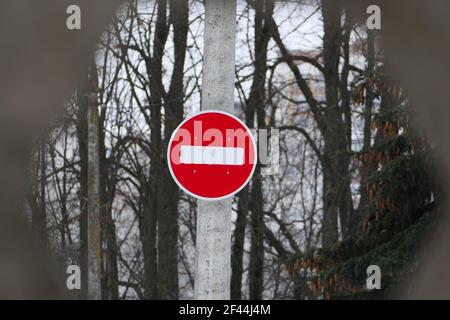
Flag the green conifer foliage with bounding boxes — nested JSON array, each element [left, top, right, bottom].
[[286, 69, 439, 299]]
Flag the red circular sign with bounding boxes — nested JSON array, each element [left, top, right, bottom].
[[167, 110, 257, 200]]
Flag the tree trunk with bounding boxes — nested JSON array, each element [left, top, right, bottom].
[[355, 29, 377, 232], [87, 61, 102, 300], [321, 0, 353, 246], [147, 0, 171, 300], [230, 186, 249, 299], [248, 0, 273, 300], [98, 108, 119, 300], [76, 76, 89, 300], [140, 186, 158, 299], [158, 0, 188, 300]]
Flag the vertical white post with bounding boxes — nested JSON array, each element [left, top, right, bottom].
[[87, 85, 101, 300], [195, 0, 236, 300]]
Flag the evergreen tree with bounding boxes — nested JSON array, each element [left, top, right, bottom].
[[286, 67, 439, 299]]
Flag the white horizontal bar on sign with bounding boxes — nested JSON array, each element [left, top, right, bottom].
[[180, 145, 244, 165]]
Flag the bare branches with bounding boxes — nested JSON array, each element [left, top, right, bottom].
[[278, 125, 324, 164]]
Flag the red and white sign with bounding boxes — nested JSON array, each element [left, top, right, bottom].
[[167, 110, 257, 201]]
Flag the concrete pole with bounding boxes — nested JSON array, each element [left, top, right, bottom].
[[194, 0, 236, 300]]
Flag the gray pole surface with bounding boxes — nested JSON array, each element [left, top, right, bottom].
[[194, 0, 236, 300]]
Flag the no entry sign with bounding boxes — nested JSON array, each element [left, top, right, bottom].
[[167, 110, 257, 201]]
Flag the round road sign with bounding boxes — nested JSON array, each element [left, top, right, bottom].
[[167, 110, 257, 201]]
